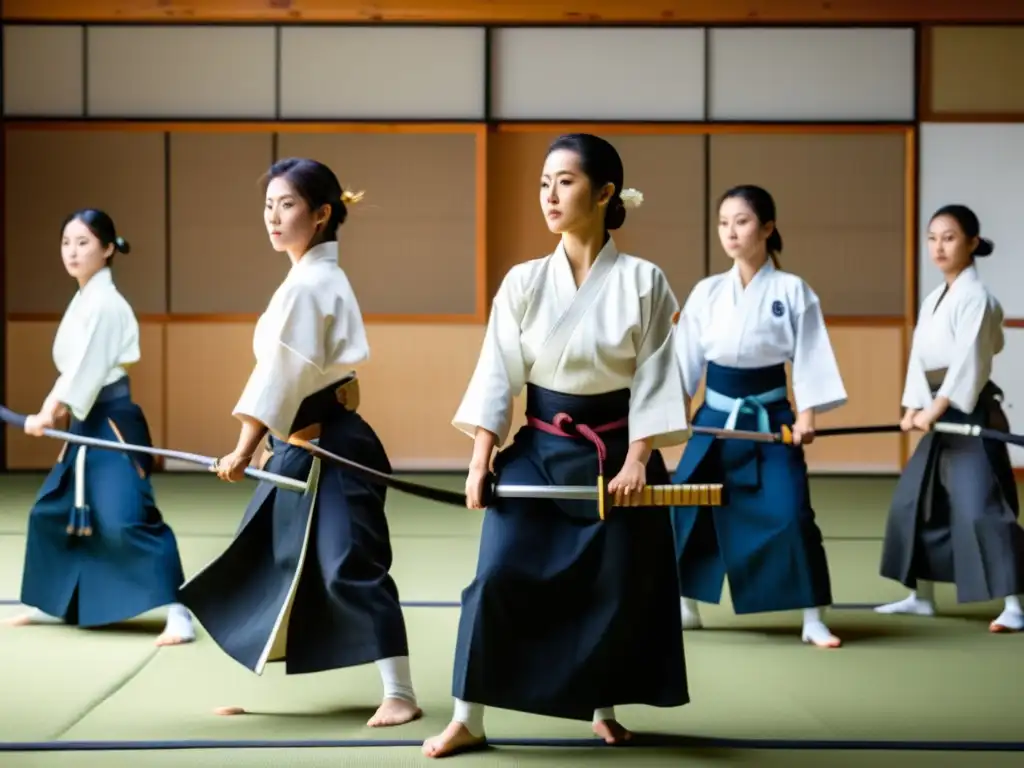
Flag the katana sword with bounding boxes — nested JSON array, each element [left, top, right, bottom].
[[289, 436, 724, 518], [931, 421, 1024, 447], [0, 405, 307, 493], [693, 424, 903, 444]]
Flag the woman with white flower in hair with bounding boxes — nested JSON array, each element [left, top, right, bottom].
[[423, 133, 690, 758], [670, 184, 848, 649]]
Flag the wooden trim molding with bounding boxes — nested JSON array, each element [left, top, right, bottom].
[[5, 0, 1024, 24], [3, 121, 484, 134], [495, 123, 913, 135]]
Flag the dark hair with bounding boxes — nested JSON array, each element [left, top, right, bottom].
[[930, 204, 994, 258], [718, 185, 783, 268], [546, 133, 627, 231], [60, 208, 130, 265], [262, 157, 363, 249]]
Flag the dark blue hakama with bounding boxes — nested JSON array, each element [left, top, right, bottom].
[[451, 384, 688, 722], [670, 363, 833, 614], [880, 381, 1024, 602], [19, 377, 186, 627], [178, 377, 410, 675]]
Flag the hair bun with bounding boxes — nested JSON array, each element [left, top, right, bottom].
[[341, 190, 364, 205], [974, 237, 994, 257], [114, 235, 131, 255]]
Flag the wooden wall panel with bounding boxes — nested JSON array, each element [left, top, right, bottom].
[[168, 131, 281, 313], [6, 0, 1024, 24], [4, 129, 167, 314], [928, 26, 1024, 117], [707, 131, 906, 317], [487, 129, 707, 304], [162, 322, 490, 469], [4, 321, 165, 469], [275, 130, 480, 317], [6, 317, 904, 472]]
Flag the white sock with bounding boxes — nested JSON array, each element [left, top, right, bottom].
[[163, 603, 195, 640], [680, 597, 703, 629], [453, 698, 485, 737], [593, 707, 616, 723], [376, 656, 417, 704], [802, 607, 824, 625], [875, 580, 936, 616], [26, 607, 64, 625], [1004, 595, 1022, 613]]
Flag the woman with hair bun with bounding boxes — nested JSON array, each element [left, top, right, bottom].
[[670, 185, 847, 649], [178, 158, 421, 728], [876, 204, 1024, 633], [423, 133, 690, 758], [8, 208, 194, 647]]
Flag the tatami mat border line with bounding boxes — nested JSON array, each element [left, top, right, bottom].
[[0, 599, 891, 610], [0, 736, 1022, 753]]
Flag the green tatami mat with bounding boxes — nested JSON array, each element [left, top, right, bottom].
[[0, 606, 160, 742], [6, 748, 1024, 768], [13, 607, 1015, 745]]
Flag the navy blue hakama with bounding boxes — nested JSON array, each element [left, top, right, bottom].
[[880, 381, 1024, 602], [178, 376, 410, 675], [451, 384, 688, 722], [19, 377, 186, 627], [670, 363, 833, 614]]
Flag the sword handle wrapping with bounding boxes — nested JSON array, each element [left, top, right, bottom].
[[480, 472, 499, 508], [614, 483, 724, 508]]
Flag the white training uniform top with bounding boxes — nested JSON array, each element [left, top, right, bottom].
[[902, 264, 1004, 414], [674, 259, 847, 414], [452, 237, 690, 450], [48, 266, 140, 421], [233, 240, 370, 439]]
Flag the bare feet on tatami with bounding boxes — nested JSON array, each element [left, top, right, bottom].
[[3, 613, 37, 626], [213, 698, 422, 727], [422, 721, 487, 758], [593, 718, 633, 744], [367, 696, 422, 727]]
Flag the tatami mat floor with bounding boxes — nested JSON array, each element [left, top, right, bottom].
[[0, 473, 1021, 767]]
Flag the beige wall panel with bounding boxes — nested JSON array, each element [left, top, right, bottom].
[[158, 321, 901, 474], [4, 129, 167, 314], [930, 27, 1024, 114], [708, 132, 905, 317], [2, 24, 84, 116], [87, 26, 276, 117], [5, 321, 165, 469], [164, 322, 491, 468], [487, 131, 707, 304], [280, 26, 486, 119], [708, 27, 915, 120], [168, 131, 283, 313], [490, 28, 706, 120], [275, 132, 478, 316]]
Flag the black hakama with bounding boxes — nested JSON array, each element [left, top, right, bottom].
[[178, 377, 410, 675], [880, 381, 1024, 602], [451, 384, 688, 722], [19, 377, 186, 627]]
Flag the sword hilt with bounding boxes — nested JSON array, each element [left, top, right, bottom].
[[612, 483, 724, 508]]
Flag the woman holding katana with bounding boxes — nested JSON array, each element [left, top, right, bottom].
[[670, 185, 847, 649], [6, 209, 193, 646], [423, 133, 690, 759], [176, 158, 420, 728], [876, 204, 1024, 633]]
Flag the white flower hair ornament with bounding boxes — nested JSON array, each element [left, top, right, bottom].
[[620, 188, 644, 209]]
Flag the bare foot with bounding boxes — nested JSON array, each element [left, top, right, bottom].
[[213, 706, 246, 716], [422, 721, 487, 758], [593, 718, 633, 745], [155, 630, 194, 647], [367, 697, 423, 727], [3, 613, 36, 627]]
